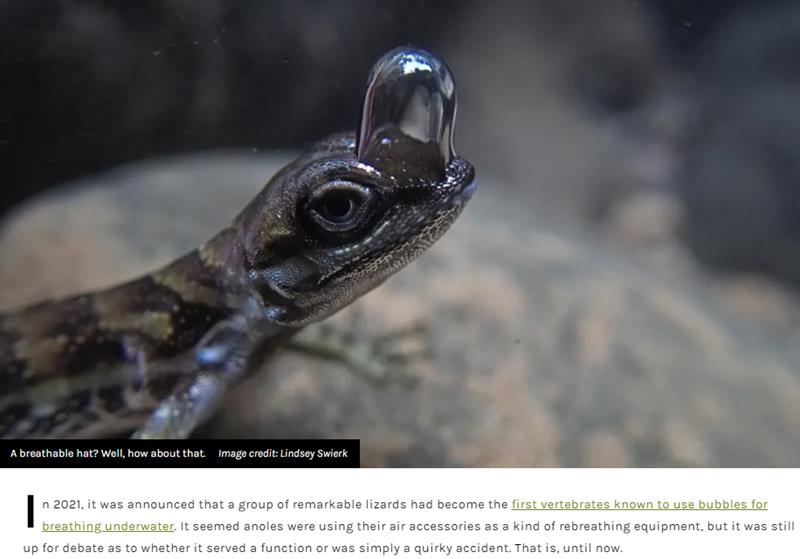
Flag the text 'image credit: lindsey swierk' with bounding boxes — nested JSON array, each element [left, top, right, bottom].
[[2, 469, 798, 557]]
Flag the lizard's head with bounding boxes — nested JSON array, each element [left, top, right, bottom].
[[238, 47, 475, 326]]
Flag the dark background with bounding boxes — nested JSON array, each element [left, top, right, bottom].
[[1, 0, 798, 287]]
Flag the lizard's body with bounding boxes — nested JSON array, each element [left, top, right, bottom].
[[0, 231, 284, 438], [0, 47, 475, 438]]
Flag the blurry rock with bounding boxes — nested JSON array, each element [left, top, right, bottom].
[[605, 188, 696, 275], [716, 276, 800, 333], [1, 152, 799, 466], [609, 189, 683, 247]]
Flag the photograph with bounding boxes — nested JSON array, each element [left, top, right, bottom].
[[1, 0, 798, 467]]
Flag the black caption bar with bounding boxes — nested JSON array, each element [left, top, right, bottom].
[[0, 439, 359, 468]]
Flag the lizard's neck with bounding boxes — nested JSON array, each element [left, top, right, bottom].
[[153, 225, 247, 314]]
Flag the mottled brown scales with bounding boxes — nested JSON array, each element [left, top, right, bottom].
[[16, 335, 70, 378], [197, 227, 245, 272], [96, 385, 128, 413], [0, 403, 31, 436], [153, 249, 234, 308], [0, 246, 234, 397], [2, 295, 100, 388], [98, 310, 173, 342]]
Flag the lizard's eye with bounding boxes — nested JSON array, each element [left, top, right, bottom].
[[304, 180, 381, 241], [314, 189, 357, 223]]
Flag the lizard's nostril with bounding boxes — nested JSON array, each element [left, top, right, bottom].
[[356, 46, 457, 169]]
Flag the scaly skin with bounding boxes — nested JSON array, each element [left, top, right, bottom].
[[0, 47, 475, 438]]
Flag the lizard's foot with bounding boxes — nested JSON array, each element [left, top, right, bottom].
[[132, 374, 226, 439], [287, 313, 432, 388]]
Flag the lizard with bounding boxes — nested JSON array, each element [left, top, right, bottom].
[[0, 46, 475, 439]]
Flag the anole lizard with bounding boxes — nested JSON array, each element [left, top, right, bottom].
[[0, 47, 475, 438]]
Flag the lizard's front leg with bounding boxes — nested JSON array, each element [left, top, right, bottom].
[[133, 322, 251, 439], [132, 373, 227, 439]]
